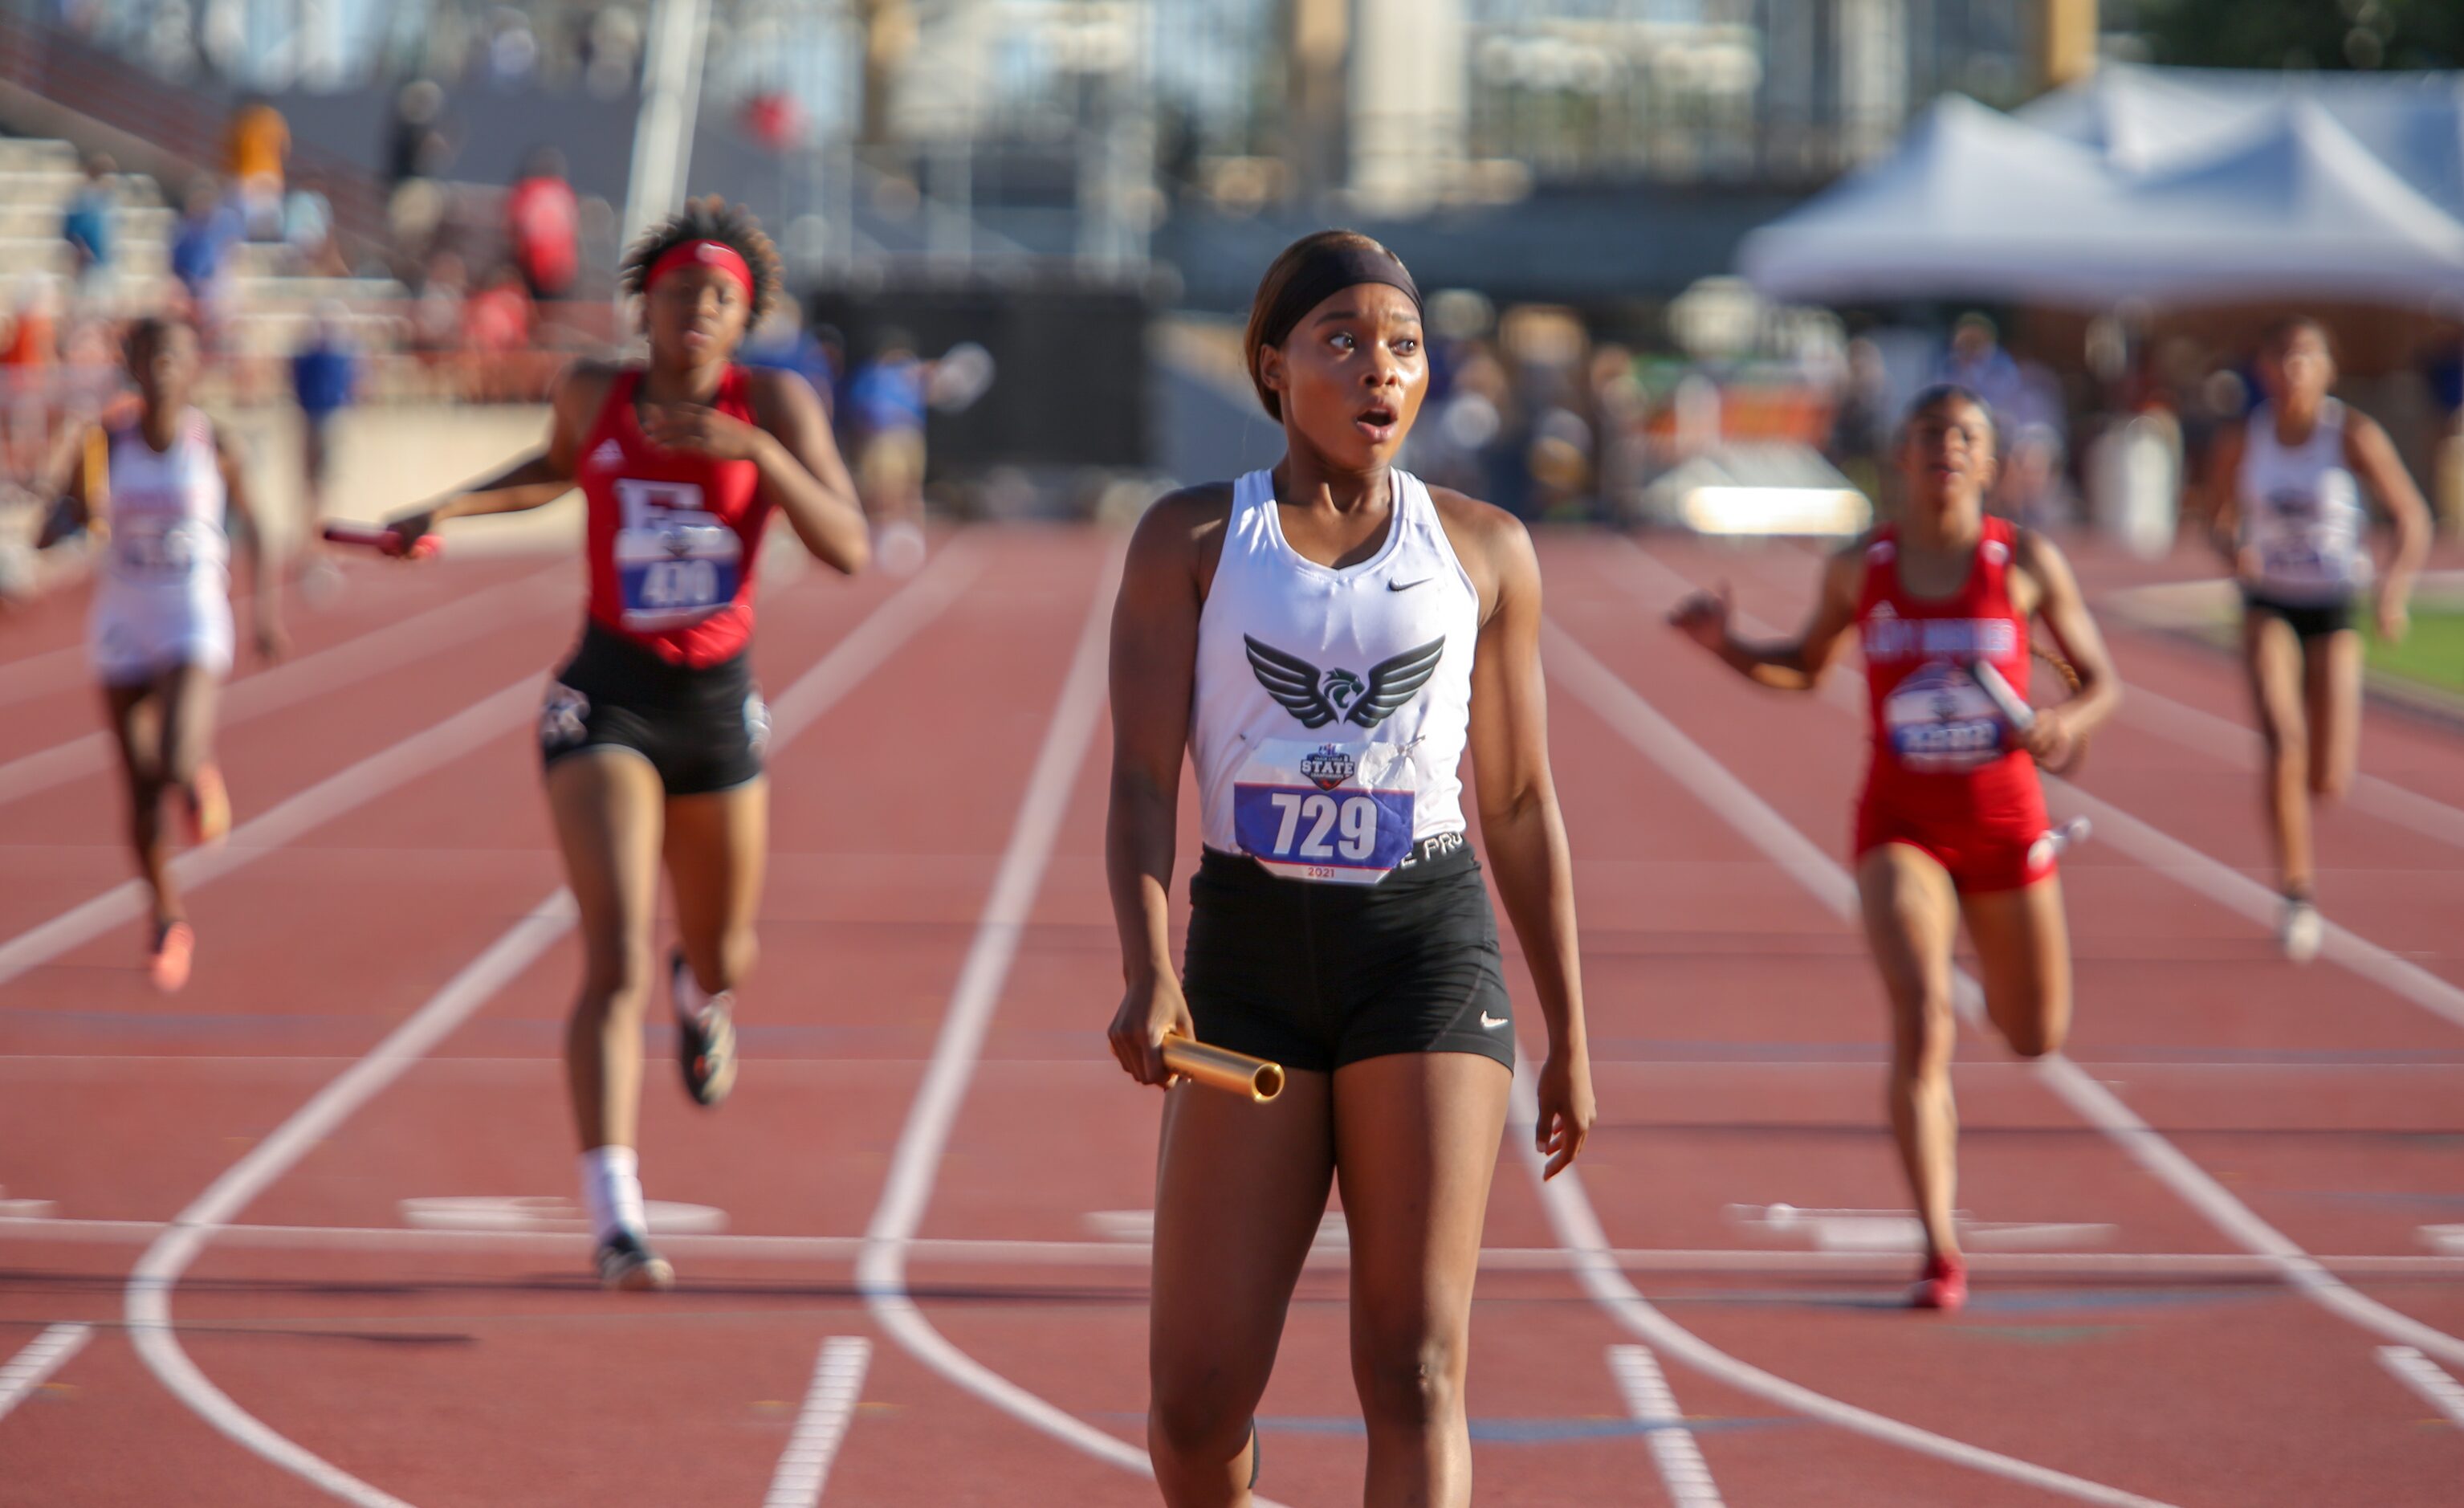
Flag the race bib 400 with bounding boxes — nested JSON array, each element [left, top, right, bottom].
[[1232, 740, 1418, 884], [613, 479, 740, 631]]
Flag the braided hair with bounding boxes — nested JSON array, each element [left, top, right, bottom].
[[619, 196, 784, 329]]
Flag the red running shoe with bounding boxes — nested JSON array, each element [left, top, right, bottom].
[[1910, 1253, 1969, 1312]]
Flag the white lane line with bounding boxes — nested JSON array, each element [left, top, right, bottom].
[[764, 1335, 872, 1507], [0, 1323, 92, 1422], [0, 567, 571, 808], [2110, 675, 2464, 853], [854, 543, 1258, 1495], [0, 673, 543, 992], [0, 642, 90, 708], [1607, 1345, 1726, 1508], [1545, 621, 2464, 1376], [2376, 1346, 2464, 1429], [10, 1215, 2464, 1278], [1511, 1063, 2173, 1507], [116, 544, 986, 1506], [1611, 540, 2464, 1034]]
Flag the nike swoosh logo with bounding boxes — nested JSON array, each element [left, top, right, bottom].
[[1478, 1011, 1508, 1030], [1387, 577, 1432, 592]]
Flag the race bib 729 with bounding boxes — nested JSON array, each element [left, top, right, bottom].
[[1232, 740, 1419, 884]]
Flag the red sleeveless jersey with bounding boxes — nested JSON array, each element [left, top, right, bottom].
[[1855, 516, 2040, 817], [576, 365, 772, 666]]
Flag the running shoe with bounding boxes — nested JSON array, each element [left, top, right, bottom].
[[1909, 1253, 1968, 1312], [184, 764, 230, 847], [2279, 897, 2323, 964], [594, 1230, 674, 1291], [1248, 1417, 1261, 1490], [672, 949, 738, 1107], [149, 919, 194, 994]]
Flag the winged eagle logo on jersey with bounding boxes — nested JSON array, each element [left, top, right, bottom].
[[1244, 635, 1445, 730]]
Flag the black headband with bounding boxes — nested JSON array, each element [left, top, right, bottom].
[[1256, 245, 1423, 353]]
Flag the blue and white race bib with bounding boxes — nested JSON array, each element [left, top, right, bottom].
[[613, 478, 740, 631], [2246, 482, 2365, 601], [1232, 739, 1418, 884], [108, 516, 217, 581], [1883, 661, 2006, 772]]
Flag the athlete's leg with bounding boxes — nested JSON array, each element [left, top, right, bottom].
[[1333, 1052, 1511, 1508], [1961, 875, 2071, 1060], [2242, 610, 2313, 895], [100, 679, 174, 923], [2302, 627, 2362, 802], [154, 662, 219, 790], [547, 749, 666, 1151], [662, 776, 766, 996], [1148, 1070, 1334, 1506], [1857, 842, 1965, 1261]]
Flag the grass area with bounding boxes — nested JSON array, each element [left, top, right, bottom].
[[2367, 604, 2464, 695]]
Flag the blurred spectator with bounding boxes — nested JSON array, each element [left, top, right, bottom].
[[282, 177, 344, 276], [170, 182, 239, 309], [291, 303, 358, 597], [1994, 422, 2075, 531], [849, 332, 930, 572], [386, 80, 450, 190], [1827, 336, 1894, 501], [740, 301, 835, 405], [462, 265, 534, 401], [59, 154, 115, 304], [505, 149, 580, 301], [2, 281, 55, 481], [224, 96, 290, 241], [1933, 312, 2026, 432]]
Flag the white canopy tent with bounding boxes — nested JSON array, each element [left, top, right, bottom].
[[1737, 71, 2464, 310]]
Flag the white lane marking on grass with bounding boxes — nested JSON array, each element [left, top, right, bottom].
[[116, 544, 985, 1505], [0, 1323, 92, 1421], [1607, 1345, 1726, 1507]]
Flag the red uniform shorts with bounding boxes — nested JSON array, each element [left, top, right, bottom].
[[1854, 788, 2057, 895]]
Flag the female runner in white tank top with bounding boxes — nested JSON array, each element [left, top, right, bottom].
[[2201, 317, 2429, 959], [49, 316, 287, 991], [1106, 230, 1595, 1506]]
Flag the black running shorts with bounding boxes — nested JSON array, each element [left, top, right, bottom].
[[538, 623, 768, 797], [2242, 587, 2355, 642], [1181, 840, 1515, 1076]]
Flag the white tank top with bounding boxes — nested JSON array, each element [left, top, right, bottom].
[[2238, 399, 2368, 604], [1191, 468, 1480, 884], [99, 410, 228, 594]]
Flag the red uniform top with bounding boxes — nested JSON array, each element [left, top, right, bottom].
[[1855, 516, 2043, 825], [578, 365, 772, 666]]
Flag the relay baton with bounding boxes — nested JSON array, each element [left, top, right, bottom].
[[2047, 815, 2091, 855], [323, 520, 440, 560], [1965, 659, 2034, 733], [1161, 1034, 1285, 1103]]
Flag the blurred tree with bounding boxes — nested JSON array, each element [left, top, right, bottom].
[[2114, 0, 2462, 71]]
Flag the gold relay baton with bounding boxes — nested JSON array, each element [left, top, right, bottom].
[[1161, 1034, 1285, 1103]]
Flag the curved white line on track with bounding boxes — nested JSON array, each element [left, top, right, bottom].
[[1607, 1345, 1726, 1508], [0, 565, 571, 808], [1510, 1062, 2175, 1508], [849, 543, 1265, 1496], [116, 545, 986, 1505], [1544, 620, 2464, 1376]]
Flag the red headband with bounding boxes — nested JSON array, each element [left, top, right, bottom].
[[644, 238, 754, 300]]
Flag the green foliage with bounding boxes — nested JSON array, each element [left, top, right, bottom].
[[2114, 0, 2464, 71]]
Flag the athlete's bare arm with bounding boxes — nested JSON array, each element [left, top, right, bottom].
[[35, 425, 103, 547], [212, 422, 287, 661], [1104, 486, 1232, 1088], [1433, 487, 1594, 1177], [2344, 410, 2432, 642], [381, 364, 611, 543], [2199, 423, 2247, 565], [2013, 530, 2122, 765], [734, 367, 870, 573], [1670, 543, 1863, 691]]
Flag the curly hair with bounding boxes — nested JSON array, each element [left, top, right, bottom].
[[619, 195, 784, 329]]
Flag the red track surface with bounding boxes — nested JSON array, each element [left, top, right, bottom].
[[2, 528, 2461, 1506]]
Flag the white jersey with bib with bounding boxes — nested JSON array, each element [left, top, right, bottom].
[[88, 410, 234, 683], [1192, 468, 1479, 885], [2238, 399, 2369, 605]]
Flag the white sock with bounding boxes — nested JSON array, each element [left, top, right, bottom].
[[579, 1145, 646, 1244], [672, 956, 727, 1024]]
